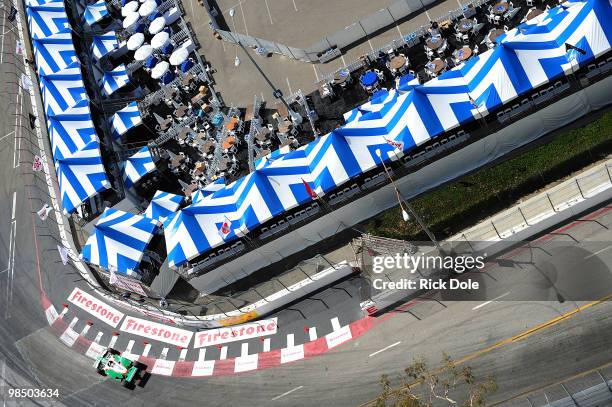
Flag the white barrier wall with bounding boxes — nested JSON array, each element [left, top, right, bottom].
[[189, 77, 612, 294]]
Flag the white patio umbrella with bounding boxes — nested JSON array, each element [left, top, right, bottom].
[[134, 44, 153, 61], [138, 0, 156, 17], [169, 48, 188, 66], [127, 32, 145, 50], [148, 16, 166, 35], [151, 61, 169, 79], [151, 31, 170, 49], [123, 12, 140, 29], [121, 1, 139, 17]]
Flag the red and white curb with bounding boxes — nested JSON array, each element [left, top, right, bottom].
[[42, 296, 378, 377]]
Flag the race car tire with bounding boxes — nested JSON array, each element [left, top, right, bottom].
[[96, 368, 106, 376], [107, 348, 120, 355], [122, 381, 135, 390], [133, 362, 147, 370]]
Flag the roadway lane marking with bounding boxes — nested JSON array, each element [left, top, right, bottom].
[[178, 347, 188, 361], [286, 333, 294, 348], [198, 348, 206, 361], [238, 0, 248, 35], [80, 323, 91, 336], [263, 338, 270, 352], [472, 291, 511, 310], [291, 0, 298, 11], [312, 65, 319, 82], [0, 5, 6, 63], [583, 245, 612, 259], [94, 332, 103, 344], [264, 0, 273, 24], [0, 131, 14, 143], [11, 192, 16, 220], [219, 346, 227, 360], [286, 77, 293, 95], [159, 347, 169, 360], [271, 385, 304, 401], [13, 87, 22, 169], [331, 317, 341, 331], [368, 341, 401, 358], [124, 340, 135, 355], [4, 193, 16, 319], [241, 342, 249, 356]]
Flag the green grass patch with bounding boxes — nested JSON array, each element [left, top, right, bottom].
[[365, 112, 612, 240]]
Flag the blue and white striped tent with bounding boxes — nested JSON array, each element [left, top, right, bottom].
[[163, 0, 611, 269], [101, 64, 130, 96], [39, 61, 88, 117], [80, 207, 161, 276], [84, 0, 109, 25], [190, 178, 226, 203], [47, 98, 97, 161], [26, 2, 69, 39], [26, 0, 63, 5], [32, 32, 77, 76], [56, 138, 110, 214], [122, 146, 156, 188], [91, 31, 118, 60], [110, 101, 142, 140], [145, 190, 185, 222]]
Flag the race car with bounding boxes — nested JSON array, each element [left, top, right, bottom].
[[93, 348, 147, 389]]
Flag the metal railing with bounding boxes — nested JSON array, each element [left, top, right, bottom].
[[458, 161, 612, 242]]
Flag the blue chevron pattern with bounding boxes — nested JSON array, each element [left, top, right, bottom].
[[84, 0, 108, 25], [101, 64, 130, 96], [110, 101, 142, 140], [32, 32, 78, 76], [81, 207, 161, 276], [145, 190, 185, 222], [122, 146, 156, 189], [55, 138, 110, 215], [26, 2, 70, 39], [91, 31, 118, 61], [164, 0, 612, 269]]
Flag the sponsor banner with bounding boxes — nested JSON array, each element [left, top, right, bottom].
[[68, 288, 125, 328], [151, 359, 175, 376], [111, 274, 148, 296], [192, 360, 215, 377], [325, 325, 352, 349], [120, 316, 194, 347], [281, 344, 304, 364], [234, 354, 258, 373], [219, 310, 258, 326], [194, 318, 278, 348]]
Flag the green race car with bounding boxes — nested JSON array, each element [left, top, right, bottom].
[[94, 348, 147, 389]]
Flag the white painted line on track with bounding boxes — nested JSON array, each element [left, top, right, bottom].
[[94, 332, 103, 344], [368, 341, 401, 358], [0, 5, 5, 64], [271, 385, 303, 401], [331, 317, 341, 331], [472, 291, 511, 310], [59, 307, 68, 318], [584, 245, 612, 259], [13, 86, 22, 169], [308, 327, 317, 341], [11, 192, 16, 220], [263, 338, 270, 352], [312, 64, 319, 82], [264, 0, 273, 25], [159, 347, 169, 360], [0, 131, 14, 143], [240, 342, 249, 356], [219, 346, 228, 360], [292, 0, 298, 11], [142, 343, 151, 357], [124, 340, 135, 354], [80, 323, 91, 336], [198, 348, 206, 361], [238, 0, 248, 35], [285, 77, 292, 95], [68, 317, 78, 329], [178, 347, 188, 361], [108, 334, 118, 349], [286, 333, 294, 348]]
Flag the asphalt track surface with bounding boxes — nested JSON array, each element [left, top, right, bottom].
[[0, 7, 611, 406]]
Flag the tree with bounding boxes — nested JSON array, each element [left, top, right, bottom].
[[375, 353, 497, 407]]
